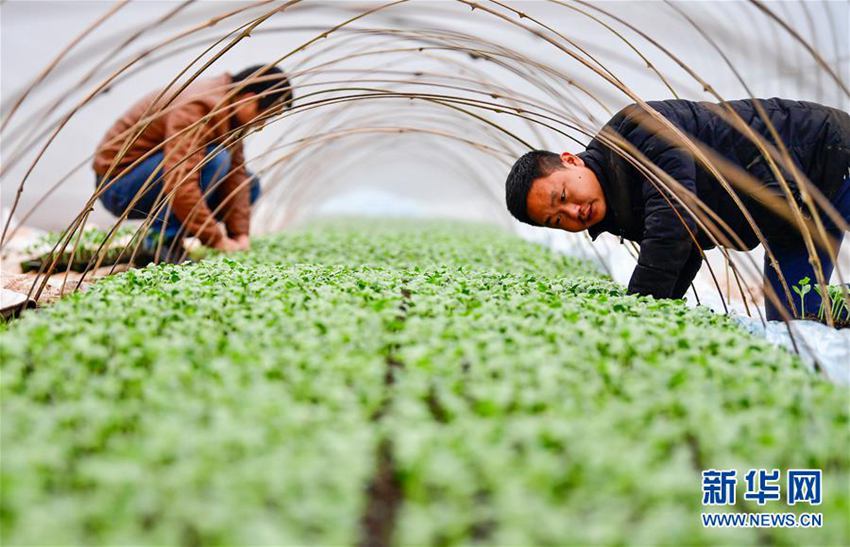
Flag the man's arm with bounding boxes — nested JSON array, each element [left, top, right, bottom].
[[162, 101, 223, 246], [671, 245, 703, 300], [218, 142, 251, 239], [628, 143, 700, 299]]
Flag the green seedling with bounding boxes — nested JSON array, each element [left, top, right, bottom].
[[815, 284, 850, 324], [792, 276, 811, 318], [1, 221, 847, 546]]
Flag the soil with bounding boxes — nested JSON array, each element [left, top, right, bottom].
[[1, 264, 129, 311], [358, 439, 402, 547], [801, 314, 850, 329]]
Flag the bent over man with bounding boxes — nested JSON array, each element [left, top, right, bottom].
[[93, 64, 293, 257], [505, 98, 850, 320]]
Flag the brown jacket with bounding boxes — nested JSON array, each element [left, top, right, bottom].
[[93, 73, 250, 245]]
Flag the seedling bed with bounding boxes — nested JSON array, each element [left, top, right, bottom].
[[19, 227, 141, 273], [1, 222, 847, 545]]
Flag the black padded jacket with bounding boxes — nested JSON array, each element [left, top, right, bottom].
[[581, 98, 850, 299]]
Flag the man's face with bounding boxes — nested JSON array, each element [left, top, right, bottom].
[[234, 92, 263, 129], [235, 93, 288, 134], [525, 152, 607, 232]]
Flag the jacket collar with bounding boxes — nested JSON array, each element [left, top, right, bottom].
[[226, 73, 243, 133], [579, 148, 618, 240], [580, 143, 639, 241]]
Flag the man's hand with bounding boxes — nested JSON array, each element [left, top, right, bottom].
[[233, 234, 250, 251], [212, 236, 242, 253]]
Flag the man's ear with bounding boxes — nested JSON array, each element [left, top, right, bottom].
[[560, 152, 584, 167]]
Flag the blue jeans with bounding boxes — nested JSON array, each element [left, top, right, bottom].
[[764, 174, 850, 320], [96, 145, 260, 241]]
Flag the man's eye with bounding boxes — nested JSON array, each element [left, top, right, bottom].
[[561, 190, 566, 202]]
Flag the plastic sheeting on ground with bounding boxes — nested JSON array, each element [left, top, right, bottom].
[[734, 316, 850, 386]]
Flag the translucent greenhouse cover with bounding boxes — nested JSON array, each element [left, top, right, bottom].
[[734, 317, 850, 386]]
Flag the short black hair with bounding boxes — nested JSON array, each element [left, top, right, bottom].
[[232, 64, 294, 112], [505, 150, 563, 225]]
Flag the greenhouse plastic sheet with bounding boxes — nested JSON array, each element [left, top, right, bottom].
[[734, 317, 850, 386]]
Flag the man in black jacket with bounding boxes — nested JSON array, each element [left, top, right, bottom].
[[505, 98, 850, 320]]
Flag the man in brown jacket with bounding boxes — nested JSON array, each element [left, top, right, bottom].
[[93, 65, 293, 258]]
